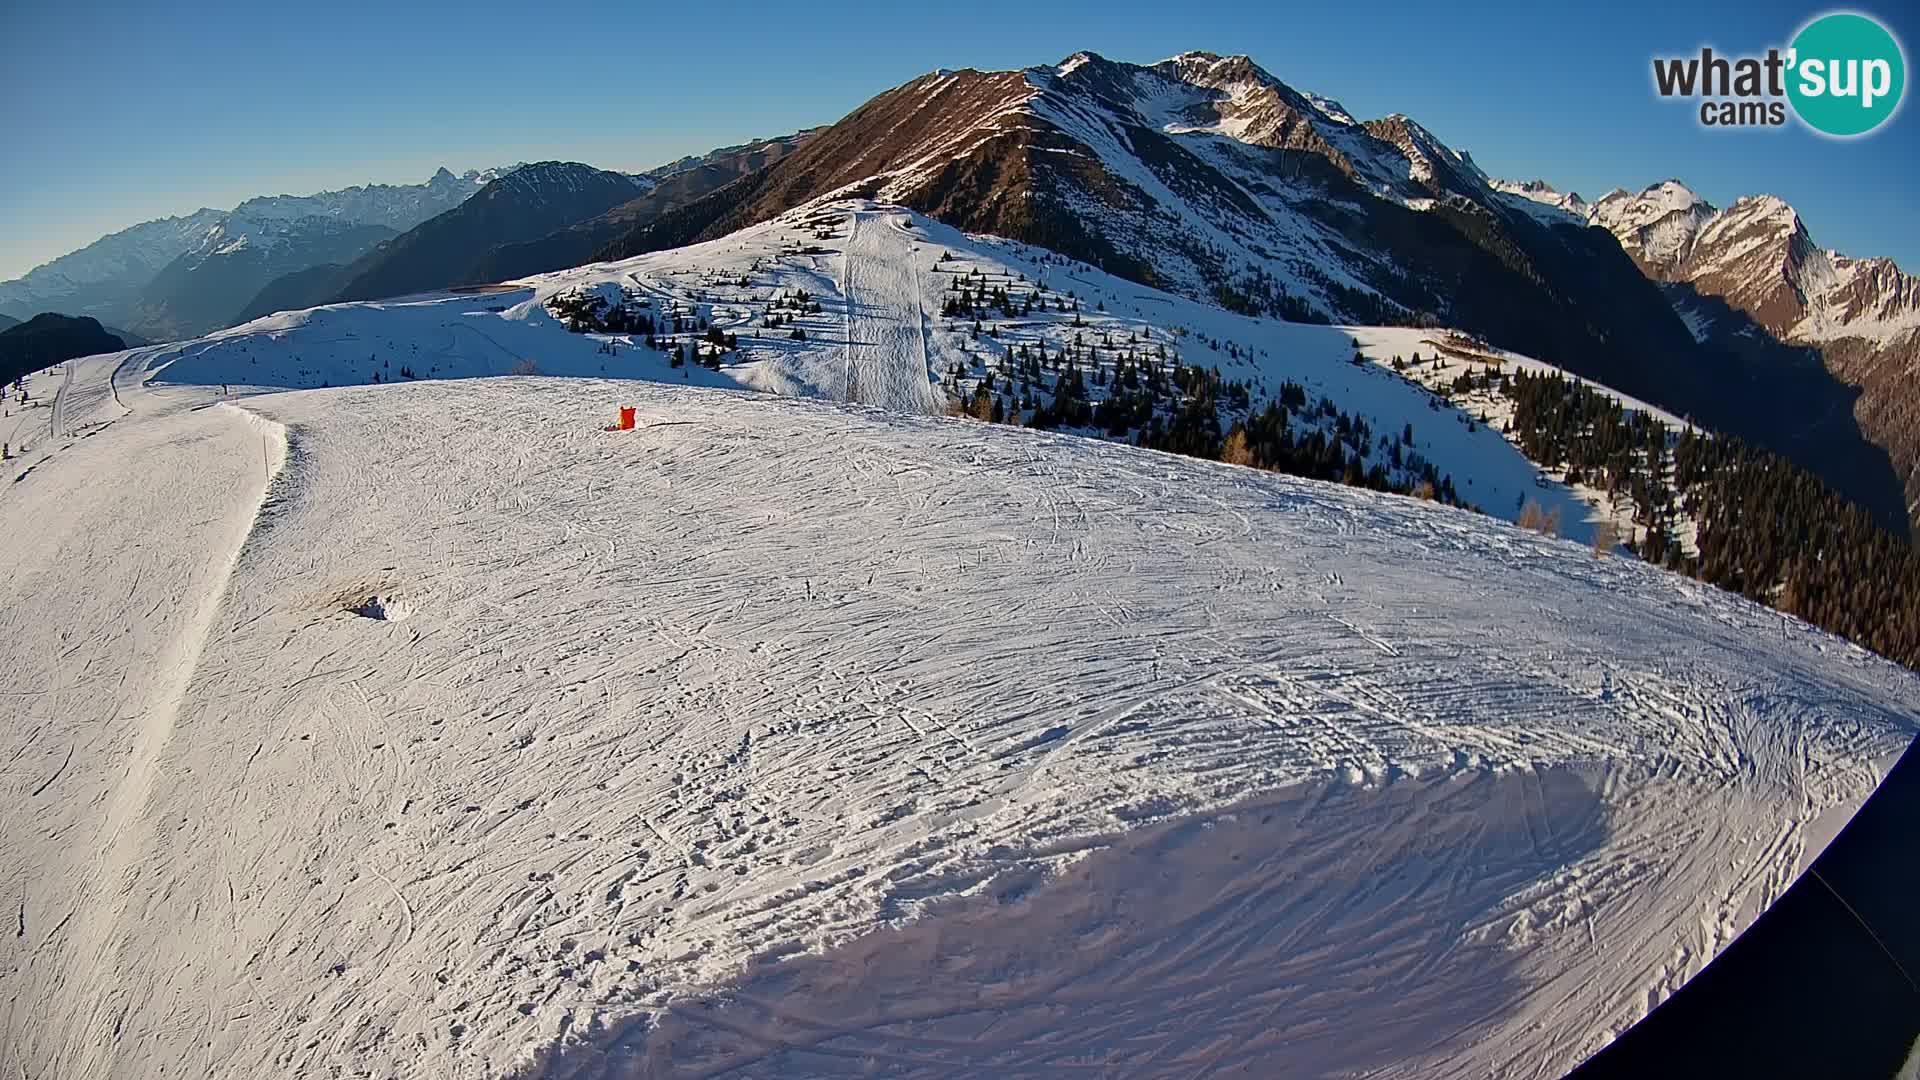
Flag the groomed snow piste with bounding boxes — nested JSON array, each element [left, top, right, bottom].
[[2, 209, 1916, 1080]]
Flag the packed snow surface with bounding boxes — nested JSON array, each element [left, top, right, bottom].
[[2, 333, 1915, 1080]]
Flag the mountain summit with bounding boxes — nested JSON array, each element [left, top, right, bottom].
[[607, 51, 1682, 344], [599, 51, 1902, 525], [1586, 181, 1920, 529]]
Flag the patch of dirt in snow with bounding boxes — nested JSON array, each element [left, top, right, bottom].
[[322, 580, 414, 622], [345, 594, 411, 621]]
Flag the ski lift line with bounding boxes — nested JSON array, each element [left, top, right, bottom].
[[1808, 867, 1918, 995]]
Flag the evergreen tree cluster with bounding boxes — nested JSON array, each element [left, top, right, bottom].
[[546, 288, 655, 336], [939, 263, 1056, 320], [942, 329, 1462, 510], [1211, 265, 1322, 323], [1676, 430, 1920, 667], [1504, 367, 1920, 670], [1504, 369, 1683, 563], [1224, 397, 1454, 499]]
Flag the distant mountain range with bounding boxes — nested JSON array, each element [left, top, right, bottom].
[[326, 162, 652, 303], [0, 168, 506, 341], [4, 54, 1913, 534], [0, 141, 810, 346], [469, 133, 809, 285], [127, 216, 402, 342], [1503, 178, 1920, 531], [237, 135, 811, 321]]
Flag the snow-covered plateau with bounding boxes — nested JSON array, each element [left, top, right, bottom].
[[2, 201, 1916, 1080]]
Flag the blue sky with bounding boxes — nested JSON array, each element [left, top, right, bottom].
[[3, 0, 1916, 280]]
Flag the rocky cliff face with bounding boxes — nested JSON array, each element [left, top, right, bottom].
[[1589, 181, 1920, 530]]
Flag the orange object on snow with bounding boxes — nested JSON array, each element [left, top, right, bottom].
[[618, 406, 636, 430]]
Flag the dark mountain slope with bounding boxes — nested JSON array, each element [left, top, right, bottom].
[[466, 133, 809, 284], [232, 264, 355, 325], [129, 218, 397, 341], [327, 163, 648, 304], [0, 169, 495, 332], [0, 314, 125, 385]]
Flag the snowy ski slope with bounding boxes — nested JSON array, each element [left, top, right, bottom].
[[1, 338, 1915, 1079], [839, 209, 943, 414], [123, 200, 1629, 543]]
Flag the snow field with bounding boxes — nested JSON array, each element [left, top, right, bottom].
[[1, 383, 284, 1079], [2, 355, 1914, 1078], [0, 364, 65, 459]]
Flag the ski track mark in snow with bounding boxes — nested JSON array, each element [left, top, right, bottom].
[[840, 210, 943, 415], [0, 371, 288, 1080]]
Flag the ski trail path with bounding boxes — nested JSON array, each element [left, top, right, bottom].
[[0, 372, 285, 1080], [0, 364, 67, 459], [48, 361, 73, 441], [840, 210, 943, 414]]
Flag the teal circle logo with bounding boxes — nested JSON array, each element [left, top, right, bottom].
[[1788, 12, 1906, 136]]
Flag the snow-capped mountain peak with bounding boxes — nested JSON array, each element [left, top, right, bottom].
[[0, 209, 226, 301], [0, 169, 518, 342], [1153, 49, 1270, 91], [1489, 179, 1593, 222], [225, 167, 508, 230], [601, 49, 1703, 423], [1025, 52, 1503, 213], [1575, 177, 1920, 524], [1588, 180, 1709, 234], [1302, 90, 1359, 126], [1055, 50, 1099, 77], [1587, 180, 1718, 273]]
